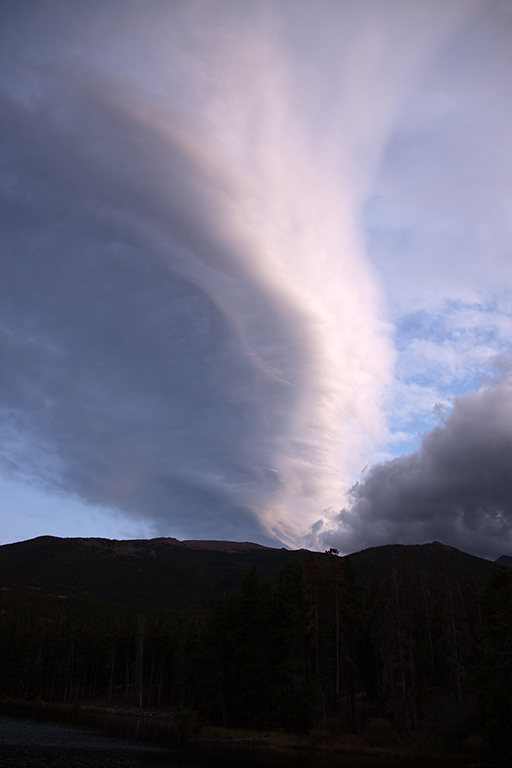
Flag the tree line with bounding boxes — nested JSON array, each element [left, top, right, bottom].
[[1, 548, 511, 755]]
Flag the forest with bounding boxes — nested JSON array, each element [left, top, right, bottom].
[[1, 547, 511, 758]]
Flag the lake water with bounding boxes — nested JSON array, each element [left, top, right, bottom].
[[0, 714, 477, 768]]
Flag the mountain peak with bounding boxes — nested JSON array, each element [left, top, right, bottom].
[[495, 554, 512, 567]]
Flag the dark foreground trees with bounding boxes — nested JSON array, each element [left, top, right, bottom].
[[476, 566, 512, 756], [0, 550, 510, 755]]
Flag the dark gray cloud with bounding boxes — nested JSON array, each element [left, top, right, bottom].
[[322, 372, 512, 559]]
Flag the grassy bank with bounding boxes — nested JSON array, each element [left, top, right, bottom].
[[0, 698, 490, 763], [196, 723, 483, 762]]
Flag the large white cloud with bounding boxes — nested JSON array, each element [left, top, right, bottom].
[[1, 0, 501, 546]]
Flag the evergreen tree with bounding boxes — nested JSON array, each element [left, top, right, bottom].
[[477, 566, 512, 757]]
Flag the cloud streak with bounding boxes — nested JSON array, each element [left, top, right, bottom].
[[0, 1, 380, 544], [0, 0, 495, 546]]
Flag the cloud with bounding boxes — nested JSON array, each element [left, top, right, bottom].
[[375, 298, 512, 460], [358, 0, 512, 463], [0, 0, 492, 546], [321, 369, 512, 559], [364, 0, 512, 314], [0, 1, 397, 545], [0, 71, 298, 544]]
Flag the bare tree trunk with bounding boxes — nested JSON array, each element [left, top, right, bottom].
[[137, 614, 145, 708], [108, 645, 117, 703]]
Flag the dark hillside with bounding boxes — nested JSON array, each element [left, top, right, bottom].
[[348, 540, 497, 596], [0, 536, 311, 609], [0, 535, 502, 609], [495, 553, 512, 567]]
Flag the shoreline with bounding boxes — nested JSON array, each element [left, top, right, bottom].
[[0, 698, 486, 764]]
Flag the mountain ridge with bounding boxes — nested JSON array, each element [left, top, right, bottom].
[[0, 534, 308, 609], [1, 534, 508, 609]]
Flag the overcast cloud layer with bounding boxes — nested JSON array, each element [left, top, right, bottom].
[[2, 1, 512, 555]]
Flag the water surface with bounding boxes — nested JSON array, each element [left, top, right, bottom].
[[0, 714, 474, 768]]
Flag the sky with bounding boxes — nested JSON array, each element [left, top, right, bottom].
[[2, 0, 512, 559]]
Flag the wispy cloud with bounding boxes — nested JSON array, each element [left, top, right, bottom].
[[2, 0, 509, 548]]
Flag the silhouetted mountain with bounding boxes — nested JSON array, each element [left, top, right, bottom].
[[348, 540, 497, 597], [495, 554, 512, 567], [0, 535, 310, 609], [0, 535, 502, 609]]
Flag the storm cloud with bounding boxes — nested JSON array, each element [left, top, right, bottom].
[[2, 0, 510, 548], [1, 0, 414, 544], [322, 371, 512, 559]]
